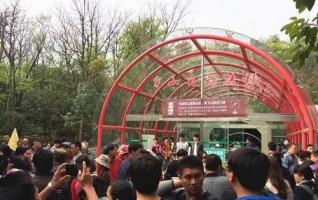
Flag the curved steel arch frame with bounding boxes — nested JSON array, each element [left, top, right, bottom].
[[97, 33, 317, 156]]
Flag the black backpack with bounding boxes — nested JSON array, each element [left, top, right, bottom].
[[298, 184, 318, 200]]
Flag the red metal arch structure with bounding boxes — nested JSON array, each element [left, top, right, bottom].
[[97, 28, 318, 155]]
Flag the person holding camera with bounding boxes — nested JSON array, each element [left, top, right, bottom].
[[32, 148, 72, 200]]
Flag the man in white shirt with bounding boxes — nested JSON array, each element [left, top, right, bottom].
[[190, 134, 203, 156], [176, 134, 189, 152], [71, 141, 82, 163]]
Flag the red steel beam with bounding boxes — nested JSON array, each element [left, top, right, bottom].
[[148, 52, 180, 76], [117, 84, 163, 102], [102, 125, 176, 134], [140, 52, 303, 139], [97, 34, 315, 156]]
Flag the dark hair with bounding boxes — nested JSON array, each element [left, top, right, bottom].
[[0, 171, 36, 200], [47, 142, 54, 147], [270, 152, 283, 169], [193, 134, 200, 138], [205, 154, 222, 172], [164, 160, 179, 180], [268, 156, 288, 199], [129, 154, 161, 195], [179, 155, 203, 176], [267, 141, 277, 151], [303, 160, 314, 167], [15, 146, 31, 156], [288, 143, 296, 150], [75, 154, 96, 172], [128, 142, 143, 154], [0, 156, 9, 175], [0, 144, 12, 158], [54, 138, 63, 144], [140, 149, 150, 155], [228, 148, 270, 192], [83, 134, 90, 141], [307, 144, 314, 148], [176, 149, 188, 158], [32, 138, 40, 143], [110, 180, 135, 200], [31, 139, 41, 149], [10, 156, 32, 172], [153, 138, 158, 141], [179, 134, 185, 138], [0, 144, 11, 175], [60, 138, 67, 143], [72, 141, 82, 150], [226, 151, 233, 160], [169, 137, 174, 141], [103, 144, 116, 154], [293, 163, 314, 180], [312, 150, 318, 158], [297, 150, 310, 162], [199, 151, 207, 160], [33, 148, 54, 175]]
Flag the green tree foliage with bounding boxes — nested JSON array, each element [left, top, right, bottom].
[[120, 18, 163, 59], [266, 35, 318, 103], [0, 1, 49, 134], [281, 0, 318, 64], [0, 0, 188, 141], [105, 1, 188, 124]]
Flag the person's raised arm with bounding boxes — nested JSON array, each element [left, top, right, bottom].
[[78, 161, 99, 200], [157, 178, 183, 196], [39, 163, 70, 200]]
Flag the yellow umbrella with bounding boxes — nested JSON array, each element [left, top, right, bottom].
[[8, 128, 19, 151]]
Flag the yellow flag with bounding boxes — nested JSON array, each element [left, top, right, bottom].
[[8, 128, 19, 151]]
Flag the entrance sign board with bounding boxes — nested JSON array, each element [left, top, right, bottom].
[[204, 148, 226, 163], [162, 98, 247, 118], [142, 134, 155, 150]]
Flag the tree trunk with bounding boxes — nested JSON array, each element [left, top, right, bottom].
[[79, 114, 83, 141], [6, 61, 15, 111]]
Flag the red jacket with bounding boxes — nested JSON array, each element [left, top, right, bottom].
[[109, 156, 122, 181]]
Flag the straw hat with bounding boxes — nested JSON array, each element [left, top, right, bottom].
[[95, 154, 111, 168], [54, 148, 67, 155]]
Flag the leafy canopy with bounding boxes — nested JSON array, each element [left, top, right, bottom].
[[281, 0, 318, 64]]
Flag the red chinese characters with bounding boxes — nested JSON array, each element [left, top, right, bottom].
[[187, 77, 198, 87], [224, 73, 237, 86], [245, 73, 261, 91], [205, 74, 218, 86], [263, 83, 275, 98], [153, 76, 161, 89], [168, 78, 180, 86]]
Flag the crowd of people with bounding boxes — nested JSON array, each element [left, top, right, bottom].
[[0, 133, 318, 200]]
